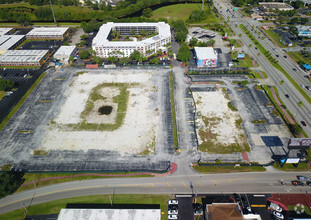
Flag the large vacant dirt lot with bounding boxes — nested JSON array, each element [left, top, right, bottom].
[[40, 70, 164, 156]]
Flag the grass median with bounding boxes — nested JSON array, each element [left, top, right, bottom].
[[169, 71, 178, 149], [240, 24, 311, 105], [0, 72, 47, 131], [0, 194, 171, 220]]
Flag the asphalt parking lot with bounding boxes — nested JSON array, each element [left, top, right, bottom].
[[20, 40, 61, 51]]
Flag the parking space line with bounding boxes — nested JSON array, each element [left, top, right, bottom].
[[182, 182, 188, 188], [185, 121, 194, 123], [251, 204, 266, 207]]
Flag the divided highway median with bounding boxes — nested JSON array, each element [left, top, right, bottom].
[[239, 24, 311, 105]]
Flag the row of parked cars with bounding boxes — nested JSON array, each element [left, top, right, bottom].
[[292, 175, 311, 186], [167, 200, 178, 220]]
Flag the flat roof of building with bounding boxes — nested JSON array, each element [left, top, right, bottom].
[[0, 50, 49, 62], [194, 47, 217, 60], [259, 2, 294, 10], [26, 27, 69, 36], [54, 46, 76, 56], [0, 35, 24, 50], [57, 208, 161, 220], [0, 28, 13, 36], [296, 25, 311, 32], [93, 22, 171, 47]]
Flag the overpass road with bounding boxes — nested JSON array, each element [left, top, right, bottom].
[[215, 0, 311, 136], [0, 172, 310, 215]]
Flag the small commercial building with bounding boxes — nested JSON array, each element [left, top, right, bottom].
[[194, 47, 218, 67], [54, 46, 76, 64], [296, 25, 311, 38], [0, 50, 49, 66], [26, 27, 69, 40], [0, 28, 13, 36], [0, 35, 25, 55], [259, 2, 294, 11]]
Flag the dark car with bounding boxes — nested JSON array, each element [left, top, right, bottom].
[[255, 47, 257, 50], [301, 121, 307, 127], [285, 94, 290, 98], [292, 180, 304, 186], [293, 68, 297, 71], [306, 86, 311, 91], [306, 181, 311, 186], [193, 203, 203, 211], [297, 175, 309, 181], [168, 204, 178, 211], [284, 55, 287, 58], [276, 55, 279, 57]]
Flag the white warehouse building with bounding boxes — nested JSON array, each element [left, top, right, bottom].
[[92, 22, 171, 58]]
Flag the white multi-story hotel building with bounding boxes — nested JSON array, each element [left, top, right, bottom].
[[92, 22, 171, 58]]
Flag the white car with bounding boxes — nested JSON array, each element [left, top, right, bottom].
[[272, 211, 284, 219], [168, 214, 178, 220], [168, 209, 178, 215], [168, 199, 178, 205]]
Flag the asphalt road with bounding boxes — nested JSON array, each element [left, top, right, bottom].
[[0, 172, 310, 215], [215, 0, 311, 136]]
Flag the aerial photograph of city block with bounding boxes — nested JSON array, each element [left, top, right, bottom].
[[0, 0, 310, 219]]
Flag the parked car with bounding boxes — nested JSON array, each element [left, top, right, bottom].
[[301, 121, 307, 127], [168, 205, 178, 211], [168, 209, 178, 215], [284, 55, 287, 58], [168, 214, 178, 220], [293, 68, 297, 71], [194, 210, 203, 215], [306, 181, 311, 186], [306, 86, 311, 91], [292, 180, 304, 186], [270, 203, 282, 212], [276, 54, 279, 57], [300, 84, 305, 88], [285, 94, 290, 98], [168, 200, 178, 205], [193, 203, 203, 211], [272, 211, 284, 219]]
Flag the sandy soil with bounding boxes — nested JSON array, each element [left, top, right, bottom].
[[193, 88, 244, 145], [41, 70, 159, 156]]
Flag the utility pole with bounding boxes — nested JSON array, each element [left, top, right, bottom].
[[49, 0, 57, 25], [202, 0, 204, 10]]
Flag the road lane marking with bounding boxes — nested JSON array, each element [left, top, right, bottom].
[[167, 182, 171, 187], [213, 180, 218, 185], [182, 182, 188, 188], [228, 179, 232, 183], [251, 205, 266, 207], [197, 181, 204, 187]]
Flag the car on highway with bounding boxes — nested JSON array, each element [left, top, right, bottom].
[[168, 200, 178, 205], [285, 94, 290, 98], [300, 84, 305, 88], [292, 180, 304, 186], [272, 211, 284, 220], [301, 121, 307, 127], [276, 55, 279, 57], [306, 86, 311, 90], [255, 47, 257, 50], [168, 209, 178, 215], [293, 68, 297, 71], [168, 214, 178, 219], [297, 175, 309, 181], [306, 181, 311, 186], [284, 55, 287, 58]]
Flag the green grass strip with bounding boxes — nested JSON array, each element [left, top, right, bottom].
[[0, 194, 171, 220], [192, 164, 266, 173], [0, 72, 47, 131], [169, 71, 178, 149], [240, 24, 311, 105]]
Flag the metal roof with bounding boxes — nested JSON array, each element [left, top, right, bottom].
[[0, 35, 24, 50], [57, 208, 161, 220], [27, 27, 69, 36], [0, 28, 13, 36], [0, 50, 49, 62]]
